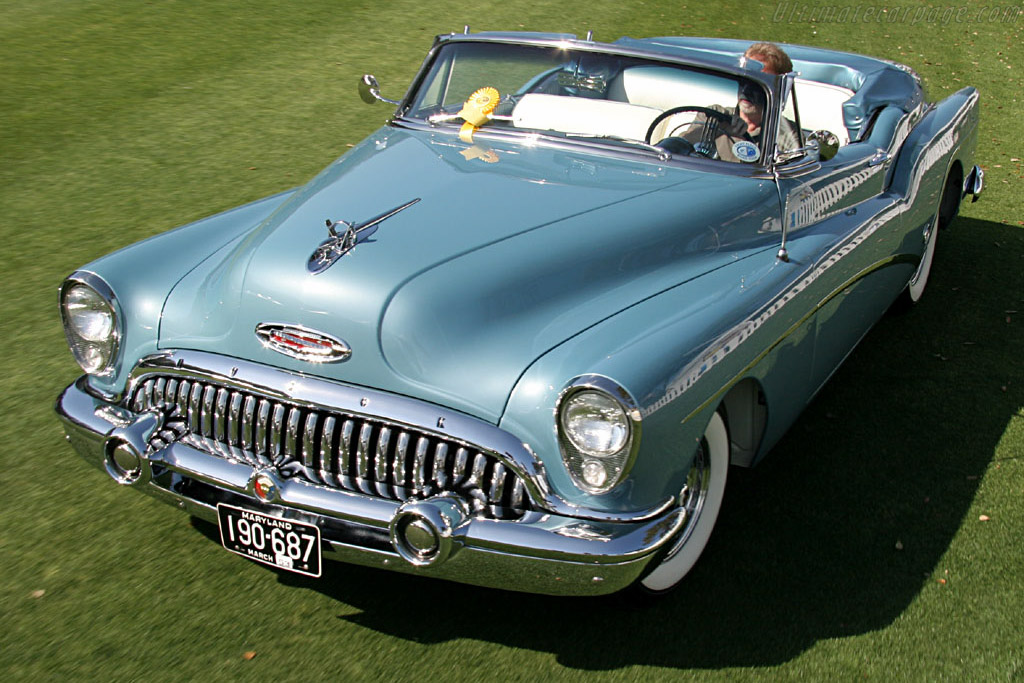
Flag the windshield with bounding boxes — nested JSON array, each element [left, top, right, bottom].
[[405, 41, 770, 164]]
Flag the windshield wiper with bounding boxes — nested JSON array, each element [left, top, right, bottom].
[[561, 133, 672, 161]]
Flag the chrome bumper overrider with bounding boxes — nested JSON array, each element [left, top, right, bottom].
[[57, 377, 684, 596]]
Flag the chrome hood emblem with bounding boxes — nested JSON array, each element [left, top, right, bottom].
[[255, 323, 351, 363], [307, 198, 420, 274]]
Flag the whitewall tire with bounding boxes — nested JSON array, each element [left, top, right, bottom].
[[639, 410, 729, 593]]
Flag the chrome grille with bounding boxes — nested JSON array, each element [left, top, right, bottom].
[[130, 375, 531, 518]]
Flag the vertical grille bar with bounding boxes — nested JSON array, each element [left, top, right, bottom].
[[176, 380, 191, 419], [145, 379, 157, 410], [132, 381, 147, 411], [337, 419, 355, 490], [319, 416, 336, 484], [392, 432, 410, 499], [213, 388, 229, 444], [467, 453, 487, 490], [488, 463, 507, 506], [284, 407, 302, 460], [165, 379, 178, 411], [374, 427, 391, 497], [152, 378, 167, 409], [254, 399, 271, 465], [240, 395, 257, 457], [268, 403, 286, 462], [227, 392, 250, 464], [451, 447, 469, 487], [301, 411, 320, 479], [356, 423, 375, 494], [200, 386, 216, 438], [412, 436, 430, 496], [509, 478, 526, 511], [432, 443, 449, 490], [187, 383, 203, 435]]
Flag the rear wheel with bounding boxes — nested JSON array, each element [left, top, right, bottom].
[[636, 411, 729, 595], [900, 167, 961, 306]]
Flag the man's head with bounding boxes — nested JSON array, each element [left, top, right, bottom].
[[737, 42, 792, 134], [744, 42, 793, 76]]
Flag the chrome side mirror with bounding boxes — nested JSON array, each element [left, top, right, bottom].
[[775, 129, 841, 165], [358, 74, 400, 106], [806, 130, 840, 161]]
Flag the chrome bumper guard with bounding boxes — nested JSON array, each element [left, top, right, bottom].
[[57, 377, 683, 596], [963, 164, 984, 202]]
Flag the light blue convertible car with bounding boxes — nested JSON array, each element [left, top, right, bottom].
[[56, 31, 983, 596]]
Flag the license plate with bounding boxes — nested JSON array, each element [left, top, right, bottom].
[[217, 504, 321, 577]]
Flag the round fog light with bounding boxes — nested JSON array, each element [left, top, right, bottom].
[[582, 459, 608, 488]]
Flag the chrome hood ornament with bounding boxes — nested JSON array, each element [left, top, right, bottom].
[[307, 198, 420, 274], [255, 323, 352, 363]]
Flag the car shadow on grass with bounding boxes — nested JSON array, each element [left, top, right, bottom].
[[207, 215, 1021, 669]]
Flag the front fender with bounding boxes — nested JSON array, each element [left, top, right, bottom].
[[67, 189, 297, 398], [500, 239, 827, 512]]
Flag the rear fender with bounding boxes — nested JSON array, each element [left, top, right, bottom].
[[889, 87, 980, 207]]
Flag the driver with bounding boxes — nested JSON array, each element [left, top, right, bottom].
[[665, 43, 800, 163]]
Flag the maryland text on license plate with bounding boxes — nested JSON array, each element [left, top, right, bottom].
[[217, 504, 322, 577]]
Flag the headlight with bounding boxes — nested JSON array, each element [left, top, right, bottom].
[[60, 274, 120, 375], [560, 391, 629, 455], [556, 377, 641, 494]]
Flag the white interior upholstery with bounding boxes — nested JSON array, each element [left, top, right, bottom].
[[608, 66, 737, 110], [793, 78, 854, 145], [512, 94, 659, 141], [509, 70, 856, 148]]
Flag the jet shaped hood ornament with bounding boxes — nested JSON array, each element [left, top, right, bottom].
[[307, 198, 420, 274]]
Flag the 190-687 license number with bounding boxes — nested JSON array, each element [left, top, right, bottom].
[[217, 504, 321, 577]]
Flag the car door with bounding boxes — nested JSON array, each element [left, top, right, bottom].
[[772, 76, 907, 395]]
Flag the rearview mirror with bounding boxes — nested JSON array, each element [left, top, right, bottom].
[[806, 130, 840, 161], [358, 74, 400, 106], [774, 129, 841, 165]]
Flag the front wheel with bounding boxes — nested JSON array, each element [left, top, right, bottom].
[[637, 411, 729, 594]]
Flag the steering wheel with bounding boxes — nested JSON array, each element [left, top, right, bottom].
[[645, 106, 734, 158]]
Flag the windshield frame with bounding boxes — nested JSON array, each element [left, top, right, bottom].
[[391, 33, 783, 172]]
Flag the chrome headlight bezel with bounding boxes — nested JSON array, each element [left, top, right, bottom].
[[59, 272, 121, 376], [555, 375, 642, 495]]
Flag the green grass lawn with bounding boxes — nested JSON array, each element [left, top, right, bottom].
[[2, 0, 1021, 679]]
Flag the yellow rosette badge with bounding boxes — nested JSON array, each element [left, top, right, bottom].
[[457, 86, 500, 142]]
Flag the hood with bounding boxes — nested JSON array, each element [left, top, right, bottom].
[[159, 128, 780, 422]]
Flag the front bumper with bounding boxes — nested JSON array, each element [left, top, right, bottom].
[[57, 377, 682, 596]]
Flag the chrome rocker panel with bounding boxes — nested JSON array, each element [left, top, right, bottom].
[[57, 360, 685, 596]]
